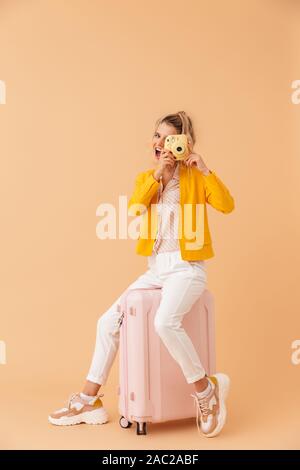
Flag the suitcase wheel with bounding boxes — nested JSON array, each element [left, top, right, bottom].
[[119, 416, 133, 429], [136, 422, 147, 435]]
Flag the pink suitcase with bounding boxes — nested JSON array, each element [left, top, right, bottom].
[[117, 288, 216, 435]]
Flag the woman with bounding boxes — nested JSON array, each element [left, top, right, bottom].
[[49, 111, 235, 438]]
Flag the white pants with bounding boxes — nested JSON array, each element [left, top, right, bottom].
[[86, 250, 207, 385]]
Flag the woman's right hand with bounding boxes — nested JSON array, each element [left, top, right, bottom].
[[153, 149, 176, 181]]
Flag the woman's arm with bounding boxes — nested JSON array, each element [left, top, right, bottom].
[[202, 170, 235, 214], [185, 151, 235, 214]]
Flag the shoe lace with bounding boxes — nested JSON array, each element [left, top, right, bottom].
[[67, 392, 105, 409], [67, 392, 79, 409], [190, 393, 211, 435]]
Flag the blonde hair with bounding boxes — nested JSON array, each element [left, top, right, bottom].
[[154, 111, 196, 149]]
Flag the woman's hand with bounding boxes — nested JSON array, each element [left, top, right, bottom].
[[184, 147, 211, 176], [153, 149, 176, 181]]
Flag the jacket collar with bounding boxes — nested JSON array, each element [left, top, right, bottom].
[[149, 161, 195, 180]]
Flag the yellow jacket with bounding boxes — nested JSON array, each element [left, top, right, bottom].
[[128, 164, 235, 261]]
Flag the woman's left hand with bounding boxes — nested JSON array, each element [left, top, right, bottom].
[[184, 148, 211, 176]]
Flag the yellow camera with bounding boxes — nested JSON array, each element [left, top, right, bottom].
[[164, 134, 190, 161]]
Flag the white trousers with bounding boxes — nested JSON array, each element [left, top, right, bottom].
[[86, 250, 207, 385]]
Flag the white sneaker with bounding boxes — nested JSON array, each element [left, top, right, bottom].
[[48, 392, 109, 426], [191, 373, 230, 437]]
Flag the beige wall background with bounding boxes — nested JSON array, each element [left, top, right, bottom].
[[0, 0, 299, 449]]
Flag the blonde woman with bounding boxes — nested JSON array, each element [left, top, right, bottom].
[[49, 111, 235, 438]]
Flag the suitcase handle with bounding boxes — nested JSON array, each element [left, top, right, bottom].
[[129, 306, 136, 316]]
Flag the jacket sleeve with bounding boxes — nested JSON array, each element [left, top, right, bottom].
[[202, 170, 235, 214], [128, 171, 160, 216]]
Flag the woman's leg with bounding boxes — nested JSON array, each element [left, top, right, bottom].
[[49, 262, 162, 425], [84, 294, 125, 391], [154, 263, 208, 387], [82, 380, 101, 396], [83, 265, 162, 394]]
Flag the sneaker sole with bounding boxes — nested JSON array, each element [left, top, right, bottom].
[[205, 373, 230, 438], [48, 407, 109, 426]]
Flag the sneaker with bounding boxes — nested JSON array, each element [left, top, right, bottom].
[[48, 392, 109, 426], [191, 373, 230, 438]]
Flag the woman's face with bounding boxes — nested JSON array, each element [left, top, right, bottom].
[[152, 122, 179, 162]]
